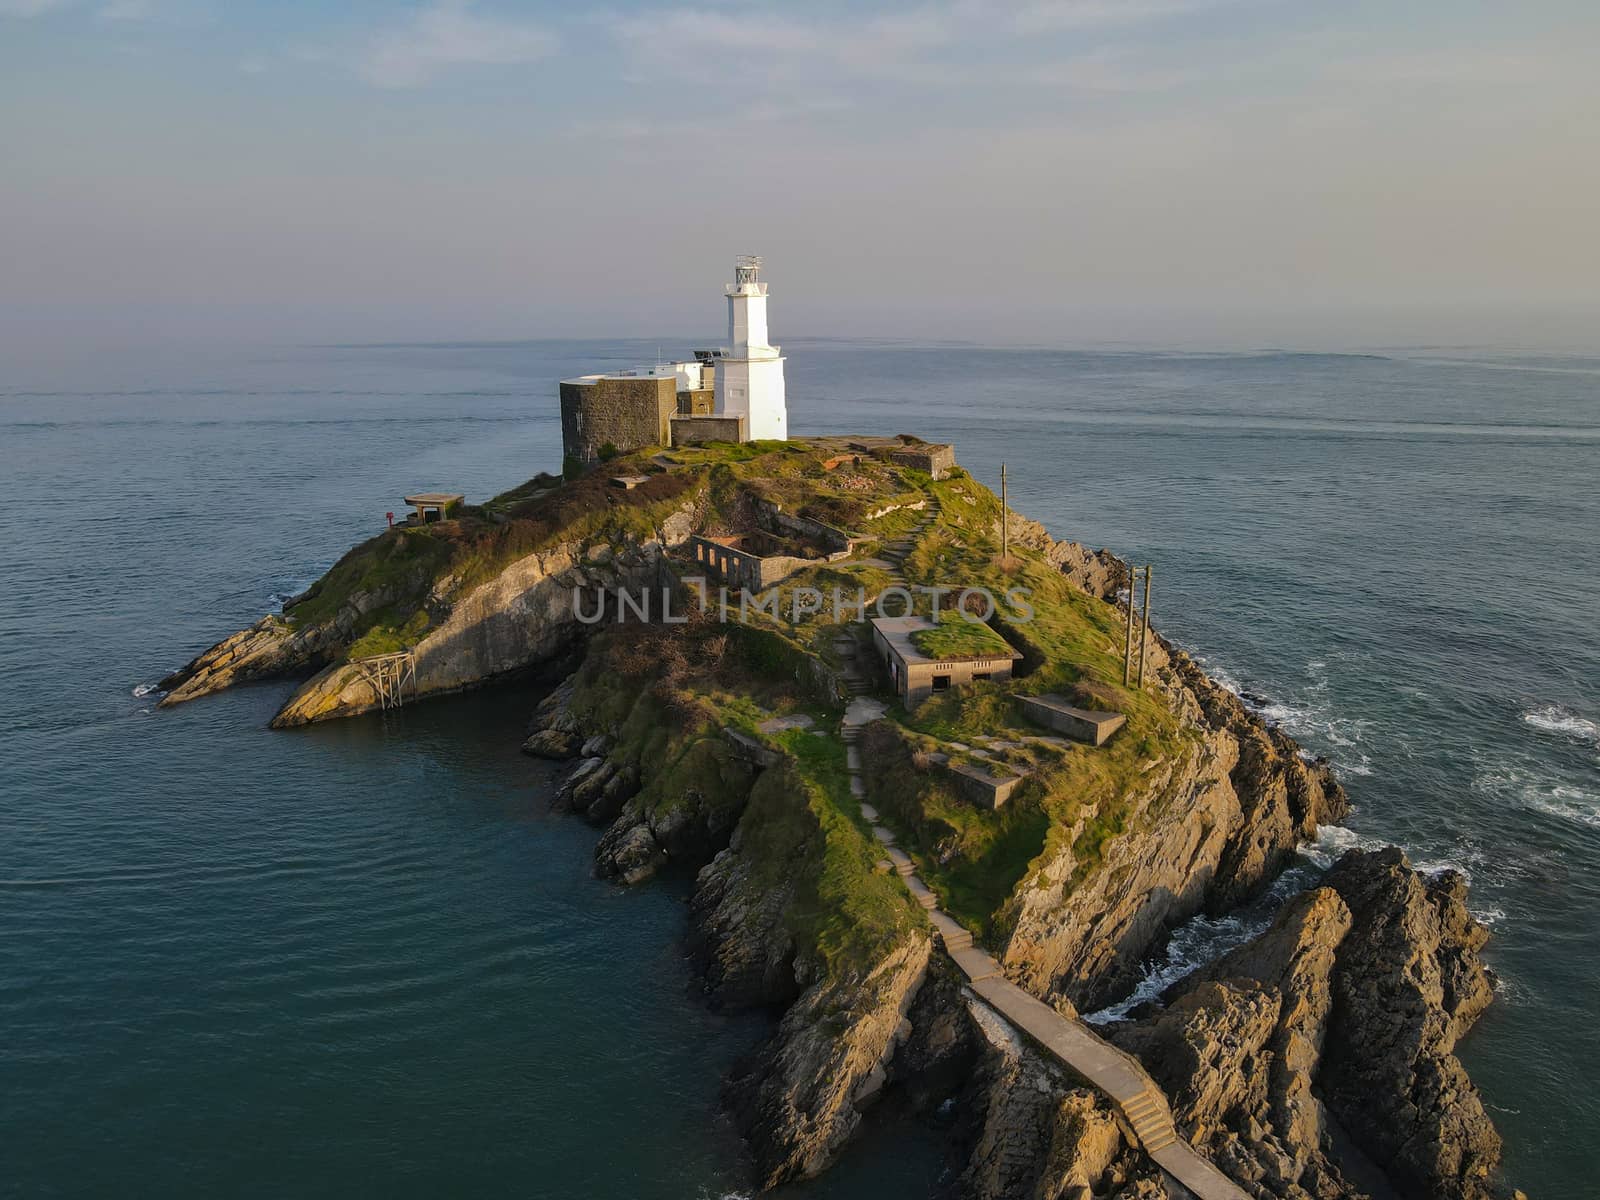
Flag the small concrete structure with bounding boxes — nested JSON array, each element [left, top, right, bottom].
[[1019, 694, 1127, 746], [608, 475, 652, 490], [870, 615, 1022, 708], [945, 759, 1027, 809], [671, 413, 748, 446], [888, 443, 957, 480], [403, 492, 464, 523]]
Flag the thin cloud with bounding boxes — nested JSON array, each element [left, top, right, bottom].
[[358, 0, 557, 88], [0, 0, 69, 15]]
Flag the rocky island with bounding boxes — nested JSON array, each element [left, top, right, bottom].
[[162, 436, 1518, 1200]]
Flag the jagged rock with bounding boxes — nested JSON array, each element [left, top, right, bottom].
[[729, 935, 933, 1188], [1110, 885, 1366, 1199], [522, 678, 583, 757], [688, 843, 804, 1012], [1320, 848, 1502, 1200], [158, 614, 327, 706], [521, 727, 581, 758], [554, 756, 606, 812], [1003, 513, 1127, 601], [1105, 850, 1505, 1200], [997, 642, 1348, 1013], [889, 958, 981, 1109], [956, 994, 1165, 1200], [567, 759, 617, 814], [594, 822, 665, 886], [581, 763, 639, 825]]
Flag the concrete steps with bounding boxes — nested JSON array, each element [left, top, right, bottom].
[[833, 655, 1248, 1200]]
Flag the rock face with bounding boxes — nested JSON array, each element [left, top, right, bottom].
[[689, 839, 804, 1012], [157, 615, 324, 706], [270, 537, 677, 727], [1007, 515, 1127, 601], [727, 934, 933, 1187], [1318, 848, 1501, 1200], [996, 641, 1348, 1013], [161, 493, 698, 726], [1104, 848, 1504, 1200], [959, 995, 1151, 1200]]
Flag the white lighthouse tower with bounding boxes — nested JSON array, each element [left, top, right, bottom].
[[714, 255, 788, 441]]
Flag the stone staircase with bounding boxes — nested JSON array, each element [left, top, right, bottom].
[[838, 699, 1249, 1200], [877, 495, 942, 587]]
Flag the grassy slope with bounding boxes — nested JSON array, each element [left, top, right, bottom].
[[281, 439, 919, 665], [290, 437, 1185, 963], [852, 468, 1197, 939], [567, 623, 918, 981]]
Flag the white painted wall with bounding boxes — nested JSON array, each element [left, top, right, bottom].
[[715, 262, 787, 441], [728, 283, 770, 352]]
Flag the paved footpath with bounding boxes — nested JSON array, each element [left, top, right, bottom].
[[841, 701, 1249, 1200]]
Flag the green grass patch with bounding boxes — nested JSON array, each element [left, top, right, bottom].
[[910, 611, 1016, 660]]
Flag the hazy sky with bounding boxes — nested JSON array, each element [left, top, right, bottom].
[[3, 0, 1598, 352]]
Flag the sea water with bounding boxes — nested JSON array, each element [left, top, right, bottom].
[[2, 339, 1595, 1196]]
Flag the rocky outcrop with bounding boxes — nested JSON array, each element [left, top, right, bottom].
[[1168, 648, 1348, 913], [164, 492, 699, 725], [157, 615, 325, 706], [689, 838, 805, 1011], [1319, 849, 1502, 1200], [270, 536, 680, 727], [521, 676, 583, 758], [997, 672, 1347, 1013], [593, 736, 757, 884], [1110, 887, 1363, 1198], [727, 934, 933, 1188], [1102, 848, 1504, 1200], [929, 987, 1175, 1200], [1006, 514, 1127, 601], [158, 536, 461, 708]]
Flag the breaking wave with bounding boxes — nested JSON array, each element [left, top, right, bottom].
[[1475, 758, 1600, 833], [1522, 704, 1600, 745], [1085, 860, 1320, 1025], [1192, 654, 1375, 774], [131, 682, 158, 698]]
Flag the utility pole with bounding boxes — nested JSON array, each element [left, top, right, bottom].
[[1136, 566, 1153, 688], [1123, 564, 1138, 686], [1000, 463, 1009, 561]]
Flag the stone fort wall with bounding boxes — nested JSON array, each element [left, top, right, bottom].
[[560, 377, 676, 464]]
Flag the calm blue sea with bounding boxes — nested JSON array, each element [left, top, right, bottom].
[[2, 339, 1596, 1197]]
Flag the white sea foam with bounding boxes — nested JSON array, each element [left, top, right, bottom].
[[1525, 786, 1600, 831], [1192, 654, 1373, 772], [1522, 704, 1600, 744], [131, 682, 157, 697], [1085, 862, 1320, 1025], [1084, 908, 1264, 1024], [1302, 824, 1387, 869], [1475, 758, 1600, 833]]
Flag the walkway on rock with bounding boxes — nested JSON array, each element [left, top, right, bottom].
[[877, 494, 941, 590], [839, 699, 1249, 1200]]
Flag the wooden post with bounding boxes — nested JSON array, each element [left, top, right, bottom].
[[1123, 564, 1138, 685], [1136, 566, 1153, 688], [1000, 463, 1009, 561]]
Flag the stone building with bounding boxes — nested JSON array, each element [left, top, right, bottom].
[[557, 256, 790, 466], [559, 372, 677, 465], [870, 615, 1022, 708], [887, 442, 957, 480]]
